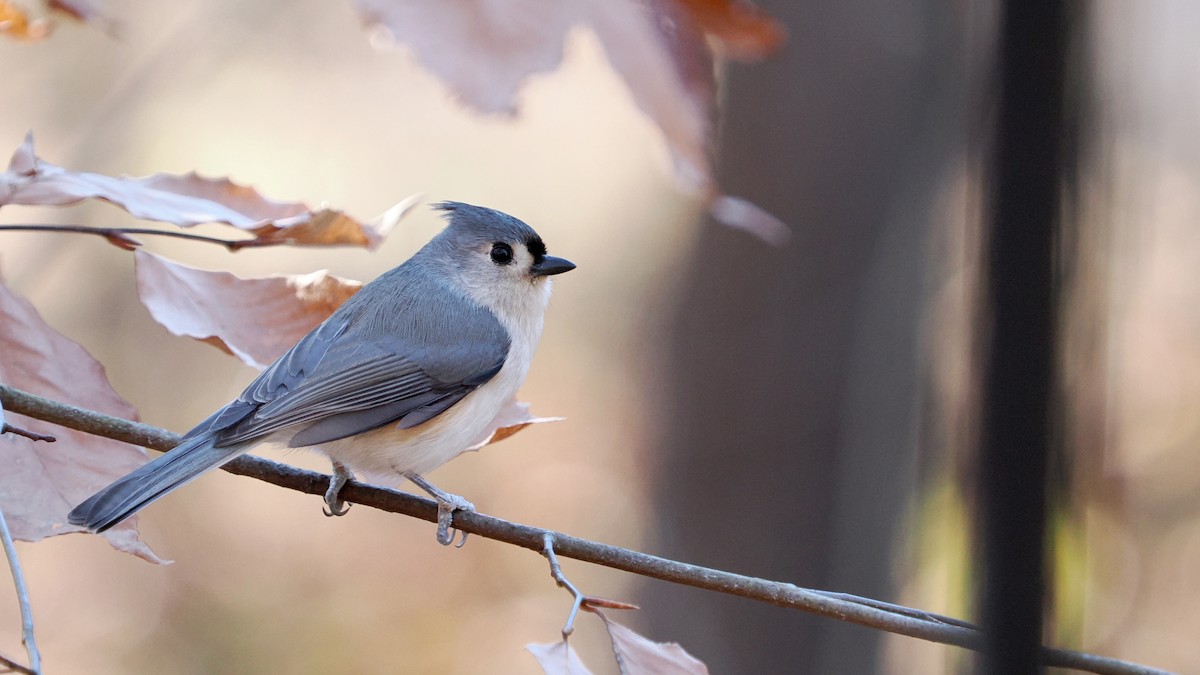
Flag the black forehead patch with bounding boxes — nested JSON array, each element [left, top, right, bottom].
[[525, 236, 547, 262]]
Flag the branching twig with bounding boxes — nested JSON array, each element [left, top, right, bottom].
[[0, 384, 1172, 675], [0, 424, 55, 443], [0, 401, 52, 443], [541, 533, 637, 639], [542, 533, 588, 638], [0, 505, 41, 675], [0, 652, 37, 675], [0, 224, 275, 251]]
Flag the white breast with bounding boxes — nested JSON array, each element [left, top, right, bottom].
[[312, 279, 552, 480]]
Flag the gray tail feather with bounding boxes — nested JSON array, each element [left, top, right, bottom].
[[67, 435, 248, 533]]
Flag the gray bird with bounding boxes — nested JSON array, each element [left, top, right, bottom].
[[68, 202, 574, 545]]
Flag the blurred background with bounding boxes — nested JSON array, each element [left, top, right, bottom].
[[2, 1, 1198, 673]]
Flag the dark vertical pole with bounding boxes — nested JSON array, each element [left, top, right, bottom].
[[980, 2, 1070, 673]]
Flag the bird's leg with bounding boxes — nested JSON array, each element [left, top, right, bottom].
[[323, 461, 354, 517], [403, 472, 474, 547]]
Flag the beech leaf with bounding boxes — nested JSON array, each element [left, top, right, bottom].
[[463, 398, 563, 452], [0, 133, 389, 249], [351, 0, 789, 243], [596, 612, 710, 675], [527, 640, 594, 675], [0, 277, 164, 563], [355, 0, 579, 115], [134, 250, 363, 370], [676, 0, 787, 60]]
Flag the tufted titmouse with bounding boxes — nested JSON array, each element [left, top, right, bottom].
[[68, 202, 574, 545]]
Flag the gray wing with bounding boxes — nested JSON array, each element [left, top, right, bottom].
[[185, 266, 510, 449]]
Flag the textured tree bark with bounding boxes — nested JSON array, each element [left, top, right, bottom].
[[643, 2, 967, 672]]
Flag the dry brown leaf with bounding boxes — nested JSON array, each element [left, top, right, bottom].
[[355, 0, 579, 115], [354, 0, 713, 185], [530, 613, 708, 675], [587, 0, 715, 192], [47, 0, 107, 24], [351, 0, 788, 243], [588, 1, 791, 243], [596, 612, 710, 675], [676, 0, 786, 60], [0, 277, 164, 563], [0, 0, 52, 39], [135, 250, 363, 370], [581, 597, 640, 611], [464, 398, 563, 452], [527, 640, 594, 675], [0, 133, 390, 248]]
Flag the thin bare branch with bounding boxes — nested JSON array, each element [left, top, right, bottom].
[[0, 224, 277, 251], [0, 505, 41, 674], [0, 383, 1172, 675]]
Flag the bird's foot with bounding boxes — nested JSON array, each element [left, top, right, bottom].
[[323, 461, 354, 517], [404, 473, 474, 547]]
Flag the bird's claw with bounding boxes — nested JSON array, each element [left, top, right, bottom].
[[434, 493, 475, 547], [405, 472, 474, 547], [322, 498, 350, 517], [323, 461, 354, 517]]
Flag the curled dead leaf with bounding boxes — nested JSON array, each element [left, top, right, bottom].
[[1, 133, 392, 249], [355, 0, 578, 115], [134, 250, 363, 370], [350, 0, 789, 243], [102, 229, 142, 250], [463, 398, 563, 452], [530, 611, 709, 675], [0, 277, 163, 563], [677, 0, 787, 60], [527, 640, 594, 675], [595, 610, 710, 675], [581, 597, 640, 612]]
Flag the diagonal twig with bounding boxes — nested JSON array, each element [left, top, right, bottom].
[[0, 383, 1172, 675], [0, 652, 37, 675], [0, 505, 41, 675]]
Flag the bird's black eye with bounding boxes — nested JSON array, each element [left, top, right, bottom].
[[490, 243, 514, 265]]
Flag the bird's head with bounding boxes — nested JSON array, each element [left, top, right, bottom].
[[426, 201, 575, 318]]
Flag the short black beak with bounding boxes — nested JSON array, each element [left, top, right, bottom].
[[531, 255, 576, 277]]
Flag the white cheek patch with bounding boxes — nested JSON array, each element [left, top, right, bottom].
[[513, 246, 535, 275]]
